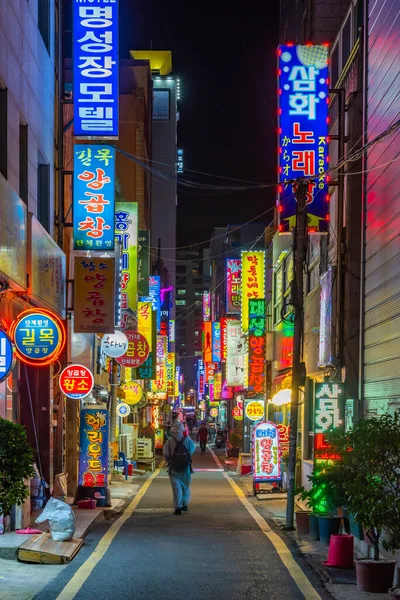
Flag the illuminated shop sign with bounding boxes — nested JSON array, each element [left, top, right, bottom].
[[314, 382, 344, 459], [211, 321, 221, 363], [74, 257, 115, 334], [0, 330, 15, 382], [115, 202, 138, 328], [241, 252, 265, 333], [59, 364, 94, 399], [73, 145, 115, 250], [226, 321, 246, 387], [78, 408, 109, 488], [278, 44, 329, 231], [137, 230, 150, 297], [202, 291, 211, 322], [73, 0, 119, 138], [203, 321, 212, 363], [166, 352, 175, 396], [247, 299, 266, 397], [150, 336, 167, 395], [198, 360, 205, 395], [253, 421, 281, 482], [149, 276, 161, 333], [10, 309, 66, 367], [226, 258, 241, 314]]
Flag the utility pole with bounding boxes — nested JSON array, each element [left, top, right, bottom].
[[109, 359, 119, 443], [285, 180, 309, 530]]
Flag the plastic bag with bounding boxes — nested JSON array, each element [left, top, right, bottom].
[[53, 472, 68, 501], [36, 498, 75, 541], [31, 463, 49, 511]]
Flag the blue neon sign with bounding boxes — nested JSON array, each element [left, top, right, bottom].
[[278, 44, 329, 231], [0, 330, 14, 383], [73, 145, 115, 250], [73, 0, 119, 138], [149, 276, 161, 333]]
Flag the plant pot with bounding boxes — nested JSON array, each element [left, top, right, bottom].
[[318, 515, 341, 545], [349, 514, 364, 540], [389, 586, 400, 599], [295, 511, 311, 535], [309, 513, 320, 541], [355, 559, 396, 593]]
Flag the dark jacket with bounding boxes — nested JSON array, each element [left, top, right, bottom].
[[197, 426, 208, 442]]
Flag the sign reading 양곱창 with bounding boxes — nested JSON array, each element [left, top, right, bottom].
[[10, 309, 66, 367], [74, 257, 115, 334], [79, 408, 109, 488], [253, 421, 281, 483], [73, 145, 115, 251], [115, 331, 150, 368], [73, 1, 119, 138], [278, 44, 329, 231]]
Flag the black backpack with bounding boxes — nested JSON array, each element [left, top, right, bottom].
[[170, 439, 191, 473]]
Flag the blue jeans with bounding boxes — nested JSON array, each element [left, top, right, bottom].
[[169, 468, 192, 509]]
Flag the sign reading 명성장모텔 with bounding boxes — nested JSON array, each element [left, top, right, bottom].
[[73, 145, 115, 251], [278, 44, 329, 231], [73, 0, 119, 138]]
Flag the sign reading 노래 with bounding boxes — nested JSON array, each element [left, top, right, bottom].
[[278, 44, 329, 231], [73, 0, 119, 138], [226, 258, 241, 314]]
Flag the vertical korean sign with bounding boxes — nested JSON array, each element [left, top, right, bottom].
[[226, 258, 241, 314], [166, 352, 175, 396], [73, 0, 119, 138], [74, 258, 115, 333], [241, 251, 265, 333], [253, 421, 281, 483], [79, 408, 109, 487], [151, 336, 167, 395], [73, 145, 115, 251], [149, 276, 161, 332], [115, 202, 138, 329], [211, 321, 221, 364], [278, 44, 329, 231], [203, 321, 212, 363], [226, 321, 246, 387], [202, 291, 211, 322], [137, 230, 150, 297], [136, 302, 155, 380], [247, 299, 266, 398]]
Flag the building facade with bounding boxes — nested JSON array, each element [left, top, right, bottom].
[[0, 0, 67, 526]]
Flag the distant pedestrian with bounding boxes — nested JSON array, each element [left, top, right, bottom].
[[163, 422, 196, 515], [197, 422, 208, 453]]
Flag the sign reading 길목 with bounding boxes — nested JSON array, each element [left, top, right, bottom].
[[73, 145, 115, 250], [10, 309, 66, 367], [278, 44, 329, 231], [73, 0, 119, 138]]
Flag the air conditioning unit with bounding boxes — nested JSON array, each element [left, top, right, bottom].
[[119, 433, 135, 459]]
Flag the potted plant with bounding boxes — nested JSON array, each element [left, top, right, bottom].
[[227, 430, 242, 458], [325, 413, 400, 593], [296, 485, 323, 540], [0, 418, 36, 526]]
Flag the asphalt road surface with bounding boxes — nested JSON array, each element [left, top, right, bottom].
[[35, 446, 331, 600]]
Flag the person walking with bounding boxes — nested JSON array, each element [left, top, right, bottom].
[[196, 422, 208, 454], [163, 422, 196, 515]]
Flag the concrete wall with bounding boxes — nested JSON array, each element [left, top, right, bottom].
[[0, 0, 55, 230]]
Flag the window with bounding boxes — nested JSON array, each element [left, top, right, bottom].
[[331, 45, 339, 87], [195, 291, 203, 297], [176, 300, 186, 306], [0, 90, 7, 179], [273, 265, 284, 325], [19, 125, 28, 204], [330, 2, 360, 86], [342, 14, 351, 68], [38, 0, 50, 53], [177, 289, 186, 296], [37, 151, 50, 232]]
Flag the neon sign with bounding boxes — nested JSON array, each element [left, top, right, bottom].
[[241, 252, 265, 333], [278, 44, 329, 231], [253, 421, 281, 482], [79, 408, 109, 487], [73, 0, 119, 138], [10, 309, 66, 367], [211, 321, 221, 363], [226, 258, 241, 314], [0, 330, 15, 383], [247, 298, 266, 397]]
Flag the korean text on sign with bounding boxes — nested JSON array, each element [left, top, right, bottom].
[[241, 251, 265, 333], [79, 408, 109, 488], [73, 1, 119, 138], [278, 45, 329, 231], [74, 145, 115, 250], [226, 258, 241, 314], [247, 298, 266, 396], [74, 257, 115, 334]]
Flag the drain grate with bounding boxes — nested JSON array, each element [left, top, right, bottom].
[[135, 508, 173, 513]]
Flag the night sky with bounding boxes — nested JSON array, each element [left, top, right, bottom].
[[120, 0, 279, 247]]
